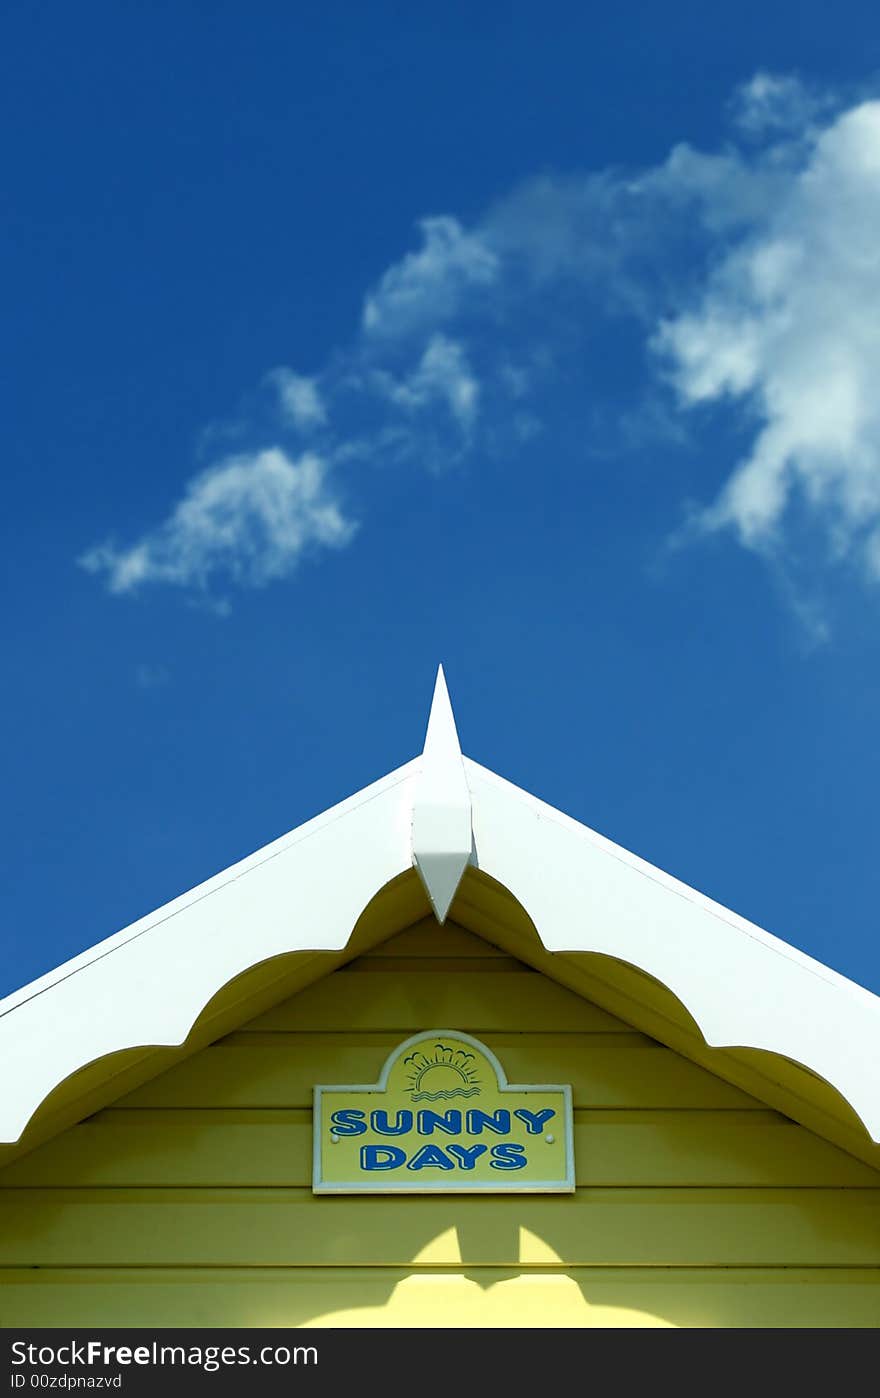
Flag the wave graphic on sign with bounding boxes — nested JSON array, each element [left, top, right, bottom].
[[411, 1085, 482, 1103], [404, 1044, 482, 1102]]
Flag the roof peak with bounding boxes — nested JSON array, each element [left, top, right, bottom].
[[410, 666, 472, 923], [423, 665, 461, 761]]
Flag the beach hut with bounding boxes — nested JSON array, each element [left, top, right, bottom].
[[1, 669, 878, 1328]]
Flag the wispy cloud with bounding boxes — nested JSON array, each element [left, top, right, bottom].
[[81, 449, 355, 596], [268, 370, 327, 431], [729, 71, 833, 138], [134, 662, 170, 689], [372, 335, 480, 435], [82, 75, 880, 610], [362, 216, 499, 338]]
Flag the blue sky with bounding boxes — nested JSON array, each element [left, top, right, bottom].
[[4, 2, 880, 998]]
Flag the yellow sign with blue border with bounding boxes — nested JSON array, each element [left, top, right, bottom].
[[313, 1030, 574, 1193]]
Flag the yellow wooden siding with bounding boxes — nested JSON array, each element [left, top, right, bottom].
[[0, 920, 878, 1328], [3, 1269, 879, 1329]]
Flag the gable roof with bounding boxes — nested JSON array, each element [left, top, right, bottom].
[[2, 667, 879, 1172]]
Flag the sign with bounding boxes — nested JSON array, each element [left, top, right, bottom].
[[313, 1030, 574, 1193]]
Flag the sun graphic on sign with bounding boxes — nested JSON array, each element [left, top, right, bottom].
[[404, 1043, 483, 1102]]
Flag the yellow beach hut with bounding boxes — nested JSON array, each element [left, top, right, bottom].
[[1, 668, 878, 1329]]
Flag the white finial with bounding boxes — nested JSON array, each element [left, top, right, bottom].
[[411, 665, 472, 922]]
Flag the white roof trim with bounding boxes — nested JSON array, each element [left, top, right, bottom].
[[466, 758, 880, 1141], [2, 681, 880, 1149], [0, 761, 417, 1145]]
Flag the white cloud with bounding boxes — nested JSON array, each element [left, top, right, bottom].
[[654, 100, 880, 577], [731, 71, 828, 138], [362, 216, 499, 337], [376, 335, 479, 433], [82, 74, 880, 610], [268, 369, 327, 430], [80, 448, 356, 595]]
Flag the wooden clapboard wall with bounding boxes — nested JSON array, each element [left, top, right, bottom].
[[0, 919, 878, 1328]]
